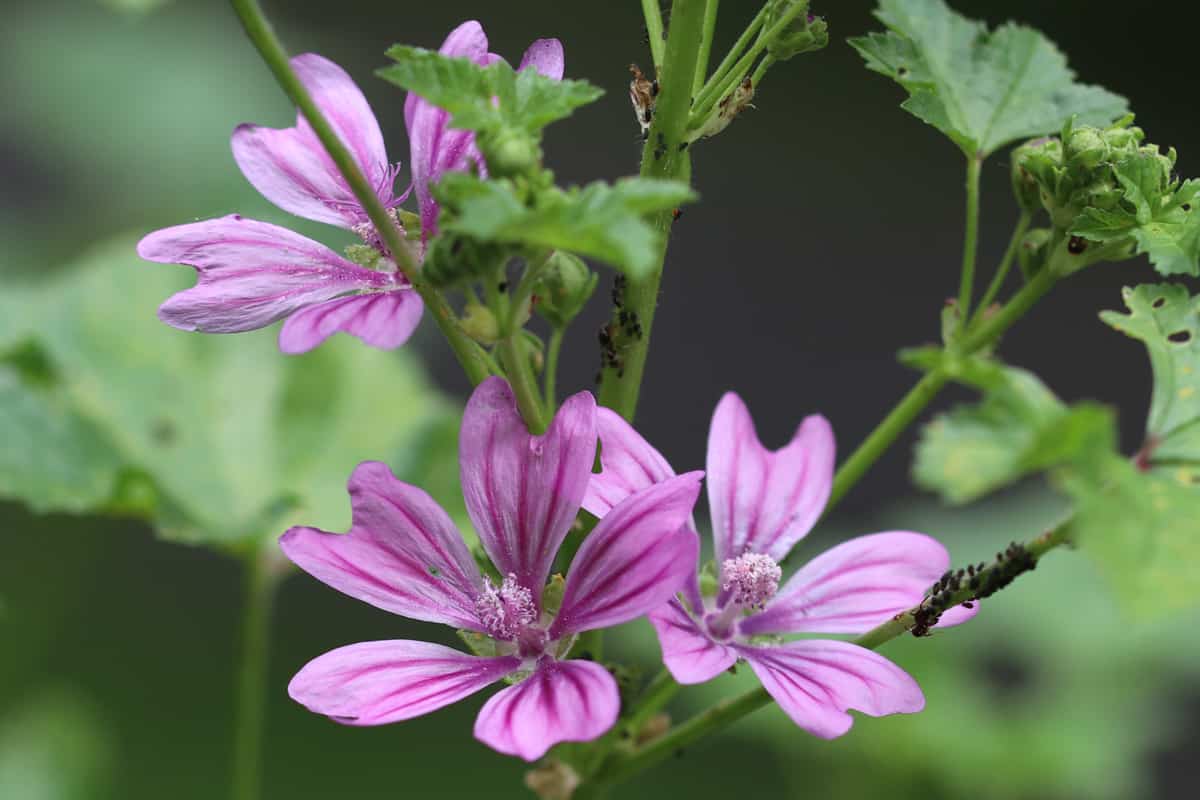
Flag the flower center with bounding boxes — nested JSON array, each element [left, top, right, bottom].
[[720, 552, 782, 610], [475, 573, 539, 642]]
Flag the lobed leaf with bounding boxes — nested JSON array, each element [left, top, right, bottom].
[[849, 0, 1127, 157], [378, 46, 603, 136]]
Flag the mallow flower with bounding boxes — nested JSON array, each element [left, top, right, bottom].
[[281, 377, 701, 761], [137, 22, 564, 354], [584, 394, 977, 738]]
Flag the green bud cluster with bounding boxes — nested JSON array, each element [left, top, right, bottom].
[[421, 232, 509, 289], [478, 126, 543, 179], [532, 251, 598, 328], [1011, 116, 1175, 230], [764, 1, 829, 60]]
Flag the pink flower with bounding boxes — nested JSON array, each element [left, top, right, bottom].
[[282, 377, 701, 761], [137, 23, 565, 354], [584, 394, 977, 739], [138, 54, 421, 354], [406, 22, 564, 240]]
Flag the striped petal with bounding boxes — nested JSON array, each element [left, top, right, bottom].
[[288, 640, 518, 726], [550, 473, 703, 638], [582, 407, 677, 519], [459, 378, 596, 603], [739, 640, 924, 739], [707, 393, 834, 564], [473, 657, 618, 761], [647, 599, 736, 685], [232, 53, 393, 228], [278, 289, 423, 354], [280, 461, 485, 630]]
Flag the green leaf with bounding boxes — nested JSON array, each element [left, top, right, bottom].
[[378, 47, 603, 136], [1101, 284, 1200, 465], [0, 235, 462, 548], [443, 176, 696, 279], [913, 357, 1115, 503], [1062, 456, 1200, 616], [849, 0, 1127, 157]]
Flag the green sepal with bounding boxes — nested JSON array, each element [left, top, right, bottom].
[[457, 629, 498, 658], [533, 252, 599, 328], [764, 1, 829, 60]]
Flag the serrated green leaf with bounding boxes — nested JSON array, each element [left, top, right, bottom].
[[1062, 456, 1200, 616], [849, 0, 1127, 157], [443, 177, 695, 279], [378, 47, 603, 136], [914, 358, 1115, 503], [0, 235, 461, 548], [1101, 284, 1200, 464]]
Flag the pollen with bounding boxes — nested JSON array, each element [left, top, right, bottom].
[[475, 573, 538, 641], [721, 552, 782, 609]]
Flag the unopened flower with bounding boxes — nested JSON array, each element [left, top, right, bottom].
[[584, 393, 976, 738], [282, 378, 701, 761], [138, 54, 421, 354]]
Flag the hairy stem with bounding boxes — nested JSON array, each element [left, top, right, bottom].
[[692, 0, 721, 95], [956, 155, 983, 320], [229, 0, 492, 385], [972, 212, 1032, 322], [590, 523, 1071, 789], [641, 0, 667, 70], [543, 327, 565, 412], [597, 0, 708, 421], [230, 546, 281, 800]]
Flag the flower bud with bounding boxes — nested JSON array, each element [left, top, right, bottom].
[[460, 303, 500, 346], [1018, 228, 1054, 279], [1065, 127, 1108, 170], [421, 234, 507, 288], [765, 1, 829, 60], [480, 126, 542, 179], [533, 251, 598, 327], [1010, 137, 1059, 214]]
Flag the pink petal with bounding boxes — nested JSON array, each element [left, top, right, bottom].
[[518, 39, 565, 79], [582, 407, 677, 519], [550, 473, 703, 638], [936, 601, 980, 628], [647, 599, 736, 685], [473, 658, 618, 761], [232, 54, 392, 228], [280, 461, 485, 630], [138, 215, 394, 335], [405, 21, 492, 238], [278, 289, 423, 354], [706, 393, 834, 564], [738, 640, 924, 739], [460, 379, 596, 603], [742, 532, 959, 636], [288, 639, 518, 726]]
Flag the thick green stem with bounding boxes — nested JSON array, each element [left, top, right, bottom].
[[598, 0, 708, 421], [543, 327, 565, 412], [692, 0, 721, 96], [958, 264, 1057, 355], [230, 546, 280, 800], [972, 212, 1032, 323], [641, 0, 667, 70], [825, 370, 948, 513], [498, 335, 547, 433], [590, 522, 1071, 789], [956, 156, 983, 320], [228, 0, 491, 386]]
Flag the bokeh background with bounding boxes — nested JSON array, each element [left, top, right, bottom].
[[2, 0, 1198, 798]]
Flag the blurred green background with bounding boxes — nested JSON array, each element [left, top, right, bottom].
[[1, 0, 1198, 798]]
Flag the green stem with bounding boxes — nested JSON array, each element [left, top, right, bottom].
[[498, 335, 547, 433], [641, 0, 667, 70], [749, 54, 777, 95], [696, 3, 767, 108], [622, 669, 680, 740], [597, 0, 708, 421], [972, 212, 1032, 323], [231, 546, 280, 800], [958, 264, 1057, 355], [689, 2, 805, 127], [692, 0, 721, 96], [543, 327, 565, 412], [956, 156, 983, 320], [590, 522, 1072, 790], [229, 0, 491, 386], [826, 370, 948, 513]]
